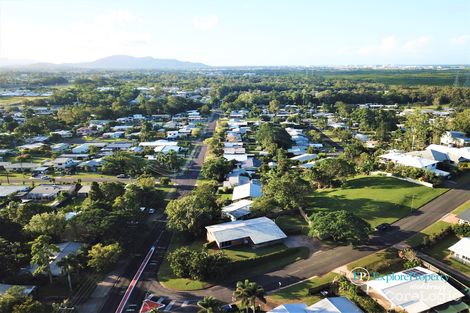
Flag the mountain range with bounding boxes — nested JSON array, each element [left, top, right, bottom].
[[0, 55, 209, 70]]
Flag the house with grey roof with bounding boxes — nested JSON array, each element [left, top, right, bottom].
[[268, 297, 363, 313], [27, 184, 76, 200], [206, 217, 286, 249]]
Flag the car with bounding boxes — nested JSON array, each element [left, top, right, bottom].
[[148, 208, 155, 214], [375, 223, 391, 231], [116, 174, 128, 179], [40, 175, 51, 180], [221, 304, 238, 312]]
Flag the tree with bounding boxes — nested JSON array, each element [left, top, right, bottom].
[[167, 247, 194, 278], [102, 151, 146, 177], [309, 158, 355, 188], [268, 99, 280, 114], [255, 123, 292, 153], [166, 185, 220, 238], [197, 296, 223, 313], [24, 211, 66, 238], [233, 280, 266, 313], [87, 242, 123, 273], [30, 235, 59, 284], [88, 182, 103, 202], [57, 254, 79, 291], [0, 286, 45, 313], [452, 109, 470, 135], [201, 157, 235, 182], [261, 172, 310, 211], [308, 210, 371, 244]]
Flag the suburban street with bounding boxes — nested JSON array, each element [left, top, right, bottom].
[[96, 114, 218, 313]]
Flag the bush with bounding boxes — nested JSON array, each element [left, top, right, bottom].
[[159, 177, 171, 186], [453, 224, 470, 237]]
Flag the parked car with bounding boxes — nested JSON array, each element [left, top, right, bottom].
[[148, 208, 155, 214], [375, 223, 391, 232], [40, 175, 51, 181], [116, 174, 128, 178]]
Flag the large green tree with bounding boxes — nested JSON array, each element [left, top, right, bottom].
[[30, 235, 60, 284], [309, 210, 371, 244], [233, 280, 266, 313], [255, 123, 292, 153]]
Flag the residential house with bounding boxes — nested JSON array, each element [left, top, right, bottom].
[[0, 185, 29, 198], [0, 284, 36, 296], [72, 143, 107, 154], [449, 237, 470, 265], [366, 266, 467, 313], [50, 130, 73, 138], [27, 184, 76, 200], [205, 217, 286, 249], [268, 297, 363, 313], [77, 185, 91, 198], [290, 153, 317, 163], [76, 158, 103, 172], [379, 151, 450, 177], [29, 242, 83, 276], [51, 157, 75, 169], [17, 143, 46, 151], [76, 127, 98, 137], [51, 143, 70, 153], [221, 199, 253, 221], [232, 181, 262, 201], [441, 131, 470, 147]]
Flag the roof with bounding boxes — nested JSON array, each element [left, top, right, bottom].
[[268, 303, 308, 313], [366, 266, 464, 313], [307, 297, 363, 313], [205, 217, 286, 245], [290, 153, 318, 163], [0, 185, 29, 197], [380, 152, 439, 168], [448, 237, 470, 258], [457, 208, 470, 222], [0, 284, 36, 295], [232, 182, 262, 201], [28, 184, 75, 196], [222, 199, 253, 219]]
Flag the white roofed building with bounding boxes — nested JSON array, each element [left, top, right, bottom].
[[366, 266, 466, 313], [205, 217, 286, 249], [449, 237, 470, 265], [232, 181, 262, 201], [221, 199, 253, 221]]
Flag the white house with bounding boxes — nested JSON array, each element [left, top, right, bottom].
[[206, 217, 286, 249], [441, 131, 470, 147], [379, 151, 450, 177], [167, 130, 179, 139], [51, 143, 70, 153], [290, 153, 317, 163], [52, 157, 75, 169], [50, 130, 73, 138], [268, 297, 363, 313], [366, 266, 466, 313], [221, 199, 253, 221], [449, 237, 470, 264], [232, 181, 262, 201]]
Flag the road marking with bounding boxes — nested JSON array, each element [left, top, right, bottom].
[[115, 232, 164, 313], [164, 300, 176, 311]]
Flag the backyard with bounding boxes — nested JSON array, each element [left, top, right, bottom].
[[306, 176, 448, 228]]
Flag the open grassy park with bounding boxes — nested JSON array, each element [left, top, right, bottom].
[[306, 176, 448, 228]]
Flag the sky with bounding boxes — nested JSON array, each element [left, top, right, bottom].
[[1, 0, 469, 66]]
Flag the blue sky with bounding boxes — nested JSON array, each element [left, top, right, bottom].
[[1, 0, 469, 65]]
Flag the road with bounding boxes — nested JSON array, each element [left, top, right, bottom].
[[141, 174, 470, 311], [99, 112, 470, 312], [98, 114, 218, 313]]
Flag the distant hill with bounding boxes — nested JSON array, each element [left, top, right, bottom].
[[1, 55, 209, 70], [72, 55, 209, 69]]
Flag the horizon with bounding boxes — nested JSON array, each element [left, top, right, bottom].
[[1, 0, 470, 66]]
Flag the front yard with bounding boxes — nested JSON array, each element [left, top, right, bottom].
[[157, 233, 309, 291], [306, 176, 448, 228]]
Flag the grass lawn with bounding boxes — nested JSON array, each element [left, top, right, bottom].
[[346, 248, 404, 273], [423, 233, 470, 276], [275, 214, 309, 235], [267, 272, 338, 306], [405, 221, 452, 247], [306, 176, 448, 228], [452, 199, 470, 215]]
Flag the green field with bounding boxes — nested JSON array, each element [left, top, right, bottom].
[[306, 176, 448, 228], [319, 69, 470, 86], [0, 96, 48, 106], [452, 199, 470, 215]]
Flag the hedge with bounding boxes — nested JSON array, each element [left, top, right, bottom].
[[229, 247, 306, 272]]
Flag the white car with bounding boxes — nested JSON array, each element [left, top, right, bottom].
[[148, 208, 156, 214]]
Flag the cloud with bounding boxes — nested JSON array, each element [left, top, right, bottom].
[[450, 35, 470, 45], [357, 36, 432, 56], [192, 15, 219, 31]]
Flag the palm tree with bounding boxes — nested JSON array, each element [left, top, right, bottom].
[[0, 165, 10, 183], [233, 280, 266, 313], [197, 296, 223, 313], [57, 254, 79, 291]]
